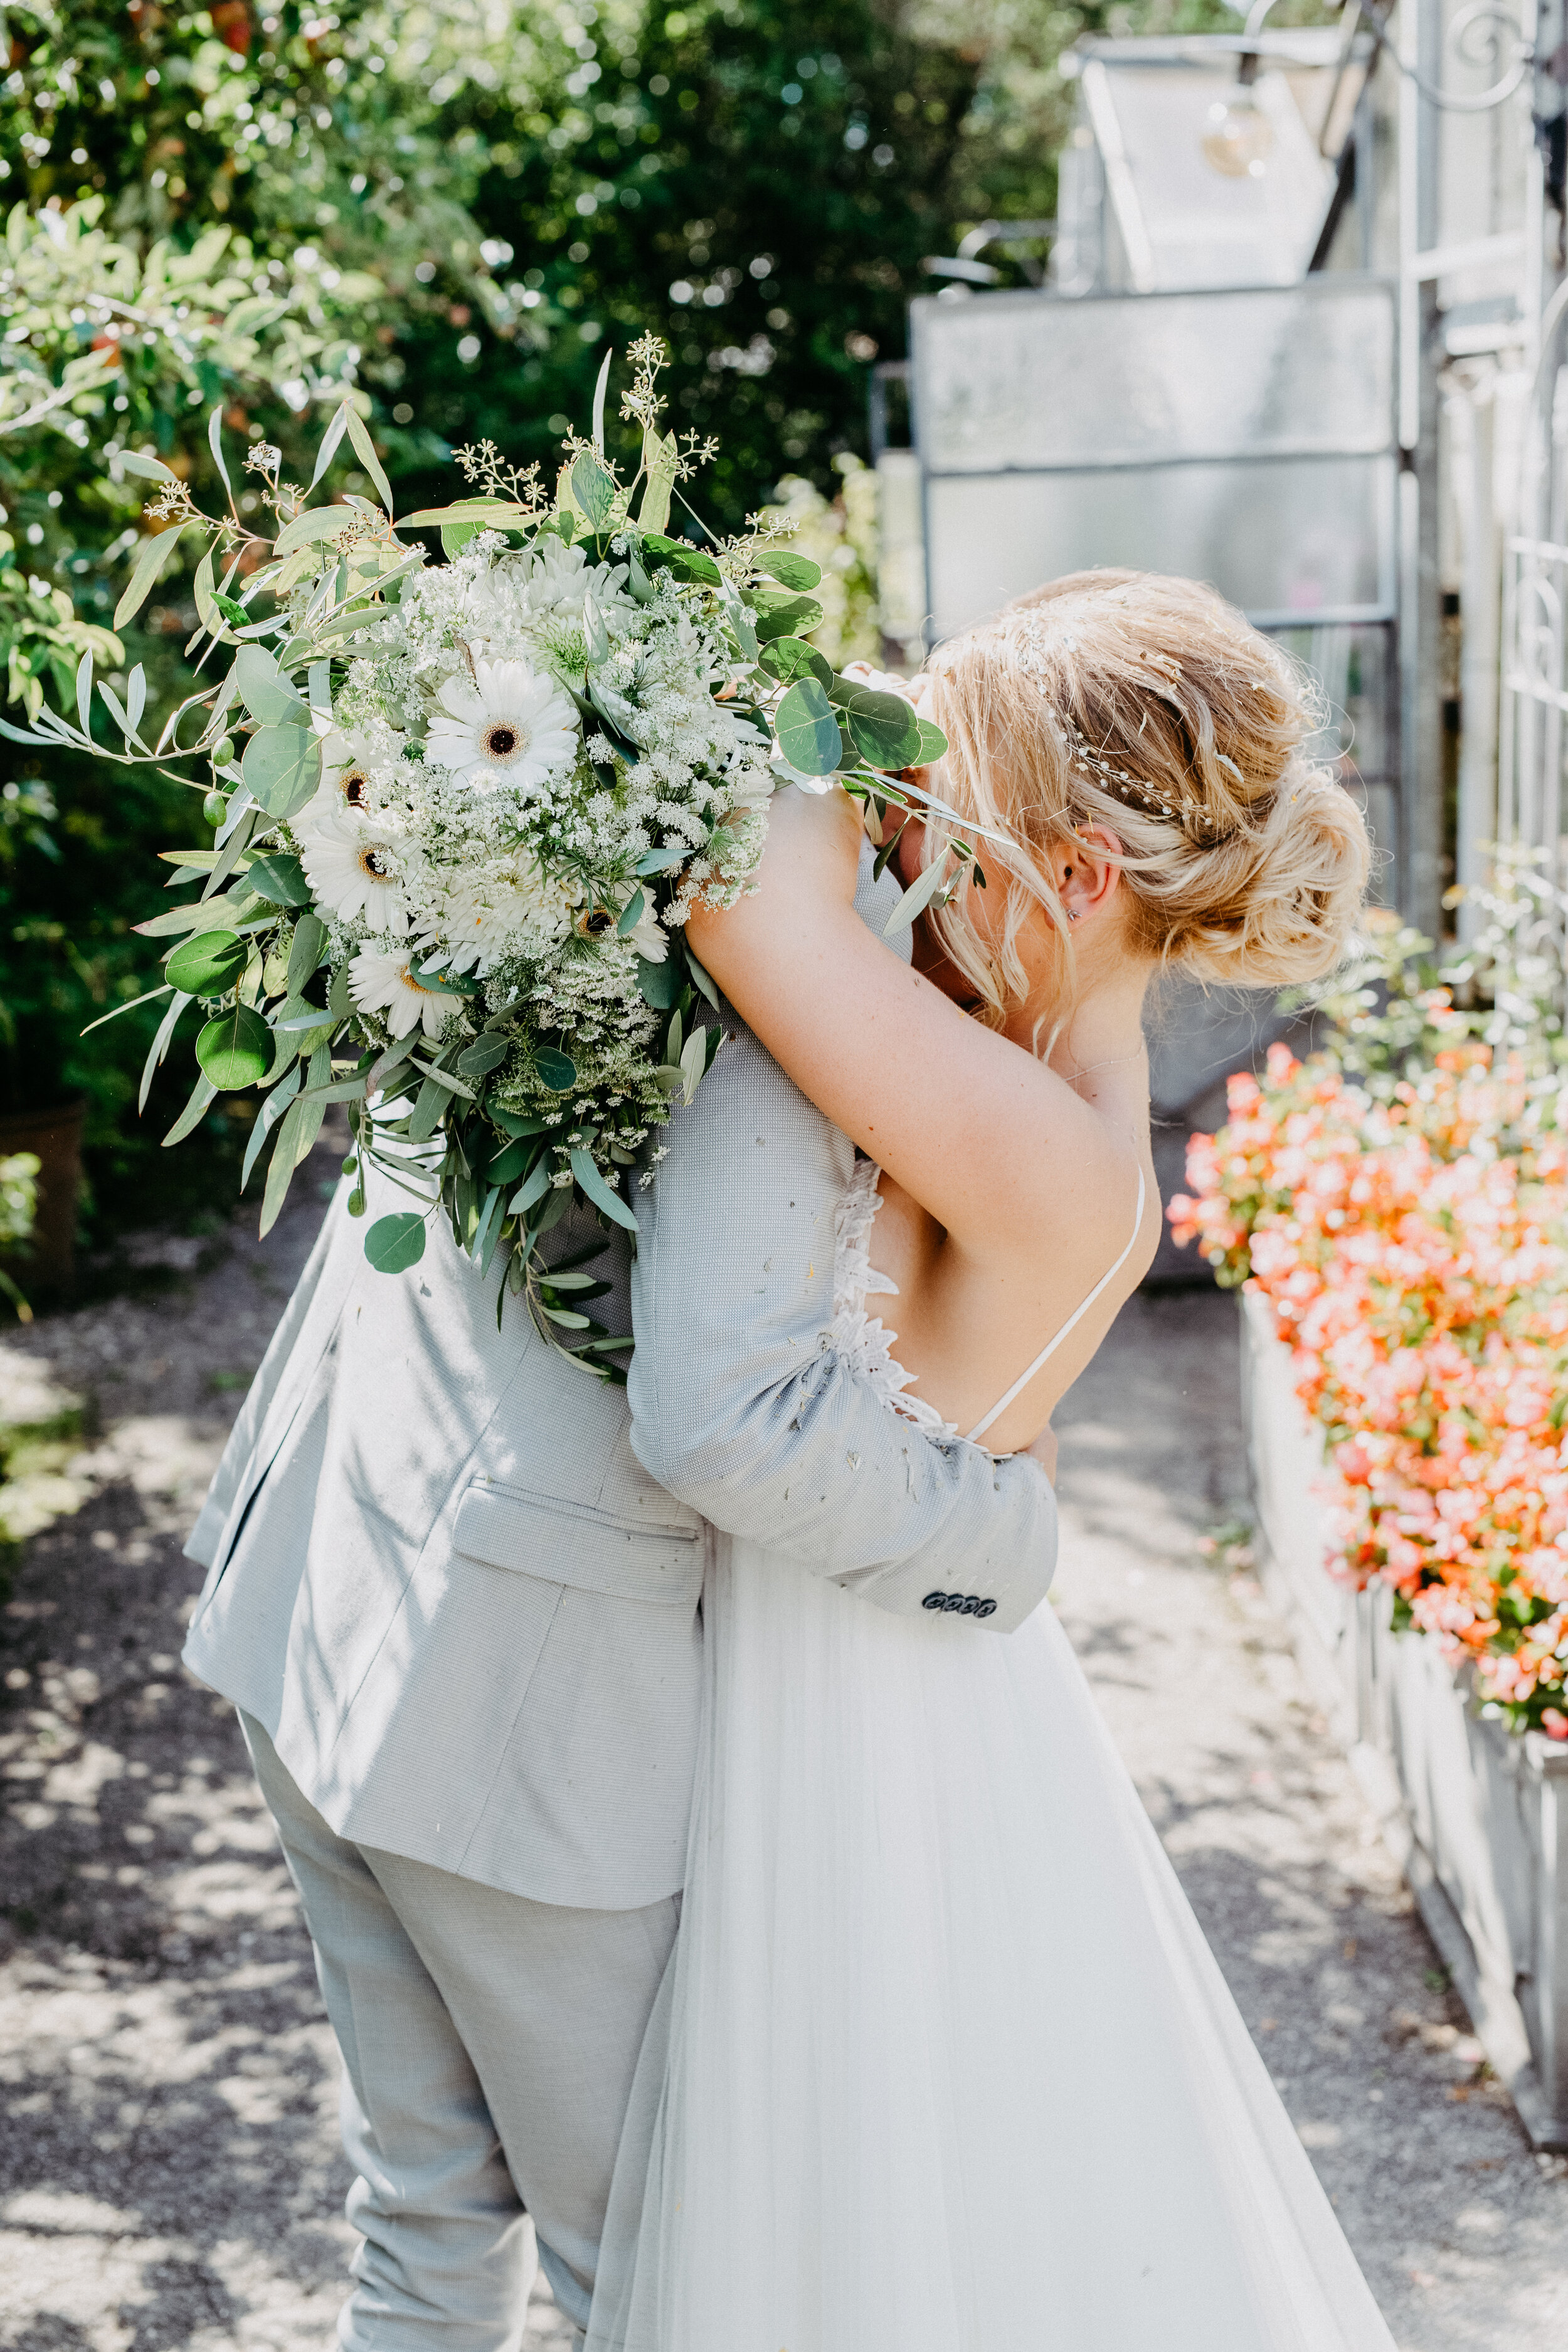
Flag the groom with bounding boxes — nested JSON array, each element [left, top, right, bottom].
[[180, 843, 1058, 2349]]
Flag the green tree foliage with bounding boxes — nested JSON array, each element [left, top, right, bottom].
[[3, 0, 1276, 1252]]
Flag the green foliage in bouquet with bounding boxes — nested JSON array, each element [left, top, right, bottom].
[[9, 337, 973, 1373]]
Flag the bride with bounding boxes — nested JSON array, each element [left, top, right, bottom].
[[585, 569, 1389, 2350]]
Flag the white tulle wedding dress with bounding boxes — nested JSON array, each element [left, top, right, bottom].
[[585, 1162, 1397, 2352]]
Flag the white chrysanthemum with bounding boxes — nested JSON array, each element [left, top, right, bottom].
[[426, 852, 572, 975], [300, 807, 410, 935], [513, 536, 634, 627], [424, 658, 579, 791], [349, 945, 452, 1040]]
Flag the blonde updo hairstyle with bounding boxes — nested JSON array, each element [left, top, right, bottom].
[[916, 569, 1371, 1025]]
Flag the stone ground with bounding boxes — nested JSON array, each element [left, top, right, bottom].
[[0, 1159, 1564, 2352]]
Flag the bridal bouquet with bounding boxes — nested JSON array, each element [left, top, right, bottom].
[[4, 337, 958, 1372]]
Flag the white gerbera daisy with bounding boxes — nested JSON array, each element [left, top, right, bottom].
[[292, 727, 401, 840], [424, 658, 579, 792], [349, 945, 452, 1041], [300, 807, 410, 936], [622, 901, 669, 965]]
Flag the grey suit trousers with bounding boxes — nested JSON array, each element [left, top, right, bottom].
[[243, 1715, 679, 2350]]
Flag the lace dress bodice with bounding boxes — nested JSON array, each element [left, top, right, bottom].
[[825, 1157, 959, 1443]]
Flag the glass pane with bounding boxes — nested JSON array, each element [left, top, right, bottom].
[[1274, 622, 1394, 784], [911, 282, 1394, 475], [924, 456, 1397, 639], [1095, 65, 1338, 290]]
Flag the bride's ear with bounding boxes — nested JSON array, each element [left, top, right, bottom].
[[1055, 827, 1123, 927]]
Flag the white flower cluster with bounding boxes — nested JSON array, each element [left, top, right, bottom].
[[281, 531, 775, 1157]]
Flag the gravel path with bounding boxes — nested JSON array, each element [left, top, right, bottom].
[[0, 1177, 1563, 2351]]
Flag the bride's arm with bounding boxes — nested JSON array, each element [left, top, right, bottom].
[[685, 787, 1129, 1275]]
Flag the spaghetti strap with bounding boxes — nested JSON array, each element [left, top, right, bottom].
[[964, 1167, 1147, 1446]]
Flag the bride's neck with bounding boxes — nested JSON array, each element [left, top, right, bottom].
[[1004, 955, 1152, 1108]]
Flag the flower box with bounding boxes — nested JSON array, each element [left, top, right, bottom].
[[1242, 1288, 1568, 2148]]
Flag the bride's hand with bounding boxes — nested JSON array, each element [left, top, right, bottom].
[[751, 781, 866, 906]]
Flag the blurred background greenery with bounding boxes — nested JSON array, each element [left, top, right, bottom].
[[0, 0, 1241, 1283]]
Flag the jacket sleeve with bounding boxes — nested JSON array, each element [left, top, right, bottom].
[[627, 861, 1057, 1633]]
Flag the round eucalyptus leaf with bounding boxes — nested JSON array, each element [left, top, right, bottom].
[[760, 635, 833, 690], [242, 723, 320, 819], [775, 677, 842, 777], [195, 1003, 272, 1091], [536, 1047, 578, 1092], [166, 930, 248, 997], [912, 716, 949, 766], [364, 1211, 428, 1273], [838, 684, 923, 771], [640, 533, 723, 586], [752, 593, 824, 645], [637, 955, 681, 1010], [455, 1032, 511, 1079], [755, 550, 823, 592], [246, 852, 312, 906]]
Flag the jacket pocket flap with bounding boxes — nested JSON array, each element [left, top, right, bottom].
[[453, 1478, 702, 1608]]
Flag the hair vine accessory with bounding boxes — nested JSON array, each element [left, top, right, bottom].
[[1013, 625, 1232, 842]]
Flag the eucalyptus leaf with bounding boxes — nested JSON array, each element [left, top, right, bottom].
[[882, 850, 956, 936], [640, 532, 722, 586], [775, 677, 842, 776], [309, 405, 351, 492], [140, 989, 193, 1115], [286, 910, 329, 994], [364, 1211, 427, 1273], [207, 405, 233, 499], [752, 595, 823, 644], [569, 1147, 639, 1232], [832, 681, 923, 770], [258, 1096, 306, 1237], [119, 450, 178, 484], [912, 717, 948, 765], [408, 1072, 449, 1143], [241, 1061, 301, 1190], [234, 644, 305, 726], [760, 635, 832, 689], [570, 449, 616, 529], [243, 723, 320, 819], [637, 955, 681, 1010], [162, 1071, 218, 1147], [345, 407, 396, 520], [196, 1002, 273, 1089], [637, 431, 679, 534], [755, 550, 822, 591], [246, 851, 312, 907], [508, 1159, 553, 1216], [166, 929, 248, 996], [455, 1032, 510, 1079], [272, 504, 357, 556], [114, 521, 189, 631], [536, 1047, 578, 1092]]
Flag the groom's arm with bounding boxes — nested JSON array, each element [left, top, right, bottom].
[[627, 871, 1057, 1632]]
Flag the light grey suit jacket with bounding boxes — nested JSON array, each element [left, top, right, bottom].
[[181, 853, 1057, 1910]]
